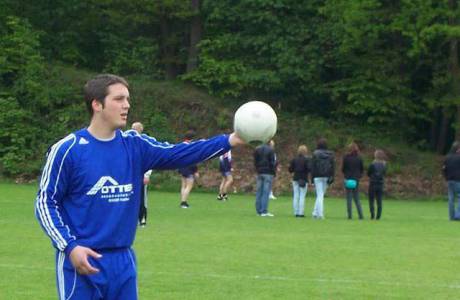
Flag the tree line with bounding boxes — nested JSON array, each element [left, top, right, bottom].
[[0, 0, 459, 176]]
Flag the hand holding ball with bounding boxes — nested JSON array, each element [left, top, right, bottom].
[[233, 101, 277, 143]]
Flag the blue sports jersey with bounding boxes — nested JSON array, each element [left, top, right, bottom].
[[35, 128, 231, 255]]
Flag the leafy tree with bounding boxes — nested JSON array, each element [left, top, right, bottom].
[[0, 16, 47, 175]]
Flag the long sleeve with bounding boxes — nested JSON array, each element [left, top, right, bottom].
[[138, 133, 231, 171], [35, 134, 78, 255]]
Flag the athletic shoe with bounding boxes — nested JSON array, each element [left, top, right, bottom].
[[261, 212, 274, 217], [180, 202, 189, 208], [217, 194, 223, 201], [223, 194, 228, 201], [269, 193, 277, 200]]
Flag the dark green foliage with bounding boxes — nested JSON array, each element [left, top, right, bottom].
[[1, 0, 460, 178], [0, 17, 47, 176]]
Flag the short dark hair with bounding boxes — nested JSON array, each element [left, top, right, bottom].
[[317, 138, 327, 150], [84, 74, 129, 115], [184, 130, 196, 140]]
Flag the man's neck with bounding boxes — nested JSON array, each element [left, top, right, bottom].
[[87, 119, 117, 140]]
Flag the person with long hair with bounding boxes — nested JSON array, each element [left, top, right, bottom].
[[288, 145, 312, 217], [342, 142, 364, 219], [368, 149, 387, 220]]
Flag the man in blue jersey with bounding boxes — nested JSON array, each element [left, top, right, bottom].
[[35, 74, 244, 299]]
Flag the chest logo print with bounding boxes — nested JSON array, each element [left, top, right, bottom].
[[87, 176, 133, 195]]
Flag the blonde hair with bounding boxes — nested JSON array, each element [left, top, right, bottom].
[[374, 149, 386, 163], [297, 145, 308, 156], [347, 142, 360, 155]]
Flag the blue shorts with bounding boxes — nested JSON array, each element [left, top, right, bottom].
[[181, 174, 195, 180], [178, 166, 196, 178], [55, 248, 137, 299], [221, 170, 232, 177]]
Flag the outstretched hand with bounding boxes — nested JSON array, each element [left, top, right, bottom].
[[229, 132, 246, 147], [69, 245, 102, 275]]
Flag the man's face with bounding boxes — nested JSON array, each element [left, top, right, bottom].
[[96, 83, 130, 129]]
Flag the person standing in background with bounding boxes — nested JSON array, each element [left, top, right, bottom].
[[342, 142, 364, 220], [311, 138, 335, 219], [178, 130, 199, 208], [254, 140, 276, 217], [368, 149, 387, 220], [288, 145, 312, 218], [131, 122, 151, 226], [269, 139, 278, 199], [442, 141, 460, 221], [217, 150, 233, 201]]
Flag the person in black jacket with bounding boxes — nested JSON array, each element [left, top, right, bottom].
[[368, 149, 387, 220], [311, 138, 335, 219], [443, 141, 460, 221], [288, 145, 312, 217], [254, 140, 276, 217], [342, 142, 364, 219]]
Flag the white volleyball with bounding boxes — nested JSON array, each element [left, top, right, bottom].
[[233, 101, 277, 143]]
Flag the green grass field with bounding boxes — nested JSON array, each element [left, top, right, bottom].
[[0, 183, 459, 299]]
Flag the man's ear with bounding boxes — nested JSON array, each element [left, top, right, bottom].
[[91, 99, 103, 113]]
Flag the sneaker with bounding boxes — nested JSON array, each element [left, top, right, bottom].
[[180, 202, 189, 208], [269, 193, 277, 200], [217, 194, 223, 201], [223, 194, 228, 201], [261, 212, 274, 217]]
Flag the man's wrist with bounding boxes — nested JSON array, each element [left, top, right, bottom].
[[64, 240, 78, 256]]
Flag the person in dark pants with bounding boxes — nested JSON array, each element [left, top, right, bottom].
[[254, 140, 276, 217], [368, 149, 387, 220], [131, 122, 151, 226], [442, 141, 460, 221], [342, 142, 364, 219], [139, 170, 152, 226]]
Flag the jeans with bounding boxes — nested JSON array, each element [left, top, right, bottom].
[[313, 177, 328, 218], [255, 174, 274, 214], [447, 181, 460, 220], [369, 183, 383, 220], [292, 181, 308, 216], [346, 181, 363, 219]]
